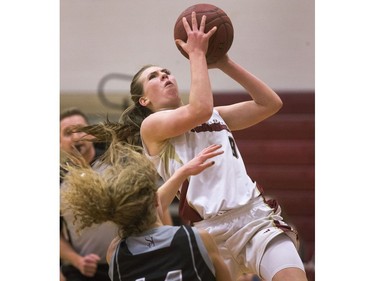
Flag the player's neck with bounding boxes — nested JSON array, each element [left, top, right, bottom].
[[150, 217, 164, 230]]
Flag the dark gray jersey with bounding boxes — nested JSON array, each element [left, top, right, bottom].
[[109, 225, 216, 281]]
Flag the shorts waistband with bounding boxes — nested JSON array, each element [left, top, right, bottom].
[[194, 195, 264, 228]]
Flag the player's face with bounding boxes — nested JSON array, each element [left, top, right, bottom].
[[139, 66, 181, 111], [60, 115, 93, 156]]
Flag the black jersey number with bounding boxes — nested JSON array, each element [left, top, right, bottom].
[[135, 270, 182, 281], [228, 136, 239, 158]]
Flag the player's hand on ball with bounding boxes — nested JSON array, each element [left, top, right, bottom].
[[175, 12, 217, 58]]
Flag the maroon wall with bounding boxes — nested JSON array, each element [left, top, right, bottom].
[[214, 91, 315, 280]]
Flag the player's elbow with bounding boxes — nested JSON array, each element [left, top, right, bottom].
[[189, 103, 213, 123], [274, 96, 283, 112], [196, 107, 213, 123], [269, 95, 283, 115]]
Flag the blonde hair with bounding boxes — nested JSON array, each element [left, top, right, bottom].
[[61, 125, 158, 238]]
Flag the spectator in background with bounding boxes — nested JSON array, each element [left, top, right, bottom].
[[60, 107, 118, 281]]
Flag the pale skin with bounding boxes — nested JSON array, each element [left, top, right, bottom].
[[60, 115, 96, 164], [107, 144, 233, 281], [138, 11, 307, 281]]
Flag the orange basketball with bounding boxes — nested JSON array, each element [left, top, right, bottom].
[[174, 3, 234, 64]]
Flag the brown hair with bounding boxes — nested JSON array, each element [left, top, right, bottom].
[[60, 107, 89, 123], [76, 65, 155, 147]]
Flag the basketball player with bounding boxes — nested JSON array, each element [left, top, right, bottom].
[[61, 132, 232, 281], [77, 12, 307, 281]]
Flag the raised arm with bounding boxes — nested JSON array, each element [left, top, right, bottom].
[[157, 144, 223, 213], [212, 55, 283, 131], [178, 12, 217, 125], [141, 12, 217, 153]]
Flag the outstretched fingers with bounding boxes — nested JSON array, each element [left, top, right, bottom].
[[199, 15, 206, 32], [205, 25, 217, 38], [191, 11, 198, 31], [184, 144, 223, 176], [198, 144, 224, 165], [182, 11, 199, 33], [195, 12, 217, 38], [182, 16, 192, 33], [200, 144, 223, 156]]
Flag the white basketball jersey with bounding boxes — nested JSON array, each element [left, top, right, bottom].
[[144, 110, 260, 220]]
